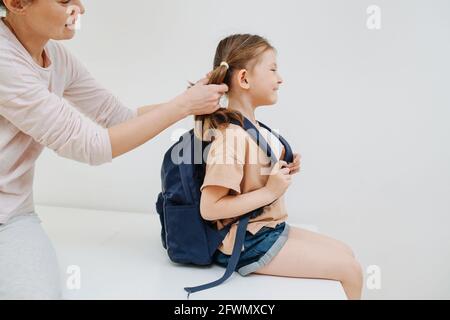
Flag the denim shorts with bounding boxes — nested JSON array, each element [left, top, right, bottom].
[[212, 222, 290, 276]]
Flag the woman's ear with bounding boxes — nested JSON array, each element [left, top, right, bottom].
[[237, 69, 250, 90], [3, 0, 31, 15]]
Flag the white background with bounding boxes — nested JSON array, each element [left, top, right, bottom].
[[34, 0, 450, 299]]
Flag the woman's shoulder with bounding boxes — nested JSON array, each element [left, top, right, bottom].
[[0, 35, 29, 71]]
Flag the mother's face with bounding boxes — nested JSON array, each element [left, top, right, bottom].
[[20, 0, 85, 40]]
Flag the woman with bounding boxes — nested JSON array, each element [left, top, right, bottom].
[[0, 0, 227, 299]]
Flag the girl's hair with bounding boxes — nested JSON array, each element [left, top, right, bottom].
[[195, 34, 275, 141]]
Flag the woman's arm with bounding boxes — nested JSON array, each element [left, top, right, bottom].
[[109, 78, 227, 158], [108, 99, 186, 158], [200, 161, 292, 221], [136, 103, 161, 116], [61, 42, 137, 128]]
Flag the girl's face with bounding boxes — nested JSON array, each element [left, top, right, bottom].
[[19, 0, 85, 40], [247, 49, 284, 107]]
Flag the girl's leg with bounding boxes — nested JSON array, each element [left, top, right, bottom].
[[0, 213, 62, 300], [289, 226, 356, 258], [254, 228, 364, 300]]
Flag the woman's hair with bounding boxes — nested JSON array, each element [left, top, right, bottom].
[[195, 34, 275, 141]]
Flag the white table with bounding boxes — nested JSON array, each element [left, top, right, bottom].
[[36, 205, 346, 300]]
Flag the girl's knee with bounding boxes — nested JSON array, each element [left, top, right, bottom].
[[337, 257, 363, 285], [337, 240, 356, 258], [345, 258, 364, 284]]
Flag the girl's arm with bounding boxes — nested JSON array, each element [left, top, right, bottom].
[[200, 161, 292, 221], [200, 185, 278, 221]]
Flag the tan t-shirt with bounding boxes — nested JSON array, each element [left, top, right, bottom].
[[200, 123, 289, 255]]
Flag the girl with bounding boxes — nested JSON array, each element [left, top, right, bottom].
[[197, 34, 363, 300]]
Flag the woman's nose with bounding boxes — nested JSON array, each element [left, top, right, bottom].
[[75, 0, 86, 15]]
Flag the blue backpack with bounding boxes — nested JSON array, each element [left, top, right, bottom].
[[155, 117, 294, 297]]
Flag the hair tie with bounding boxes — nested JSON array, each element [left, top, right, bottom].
[[220, 61, 229, 70]]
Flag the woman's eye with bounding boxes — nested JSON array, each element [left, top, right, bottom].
[[61, 0, 71, 4]]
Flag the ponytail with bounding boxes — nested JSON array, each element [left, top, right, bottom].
[[194, 62, 243, 141]]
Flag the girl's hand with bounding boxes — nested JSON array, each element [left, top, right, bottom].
[[288, 153, 301, 175], [265, 161, 292, 199], [174, 76, 229, 117]]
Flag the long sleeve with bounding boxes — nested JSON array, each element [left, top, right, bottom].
[[0, 63, 112, 166], [0, 20, 122, 223], [60, 43, 137, 128]]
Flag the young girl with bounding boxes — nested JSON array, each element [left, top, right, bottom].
[[196, 34, 363, 300]]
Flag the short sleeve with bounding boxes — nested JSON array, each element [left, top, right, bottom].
[[200, 127, 246, 194]]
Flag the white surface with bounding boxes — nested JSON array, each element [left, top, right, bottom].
[[31, 0, 450, 299], [36, 205, 346, 300]]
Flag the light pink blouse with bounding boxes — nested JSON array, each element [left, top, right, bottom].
[[0, 19, 137, 224]]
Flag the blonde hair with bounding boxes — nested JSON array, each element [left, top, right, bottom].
[[194, 34, 275, 141]]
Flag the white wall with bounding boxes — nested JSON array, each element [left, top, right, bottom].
[[34, 0, 450, 299]]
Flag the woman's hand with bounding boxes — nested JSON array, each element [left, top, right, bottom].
[[264, 160, 292, 199], [173, 76, 228, 117], [287, 153, 301, 175]]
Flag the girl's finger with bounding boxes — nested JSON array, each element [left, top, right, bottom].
[[279, 160, 288, 168]]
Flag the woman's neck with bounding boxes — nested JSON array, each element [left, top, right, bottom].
[[2, 16, 48, 67], [227, 94, 259, 127]]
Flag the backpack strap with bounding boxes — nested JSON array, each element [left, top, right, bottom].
[[256, 120, 294, 164], [184, 210, 257, 297], [184, 117, 294, 297]]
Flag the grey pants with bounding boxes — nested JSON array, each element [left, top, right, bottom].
[[0, 212, 62, 300]]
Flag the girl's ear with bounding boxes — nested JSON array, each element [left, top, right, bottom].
[[237, 69, 250, 90]]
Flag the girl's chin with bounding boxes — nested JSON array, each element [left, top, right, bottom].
[[269, 94, 278, 104], [257, 100, 277, 107]]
